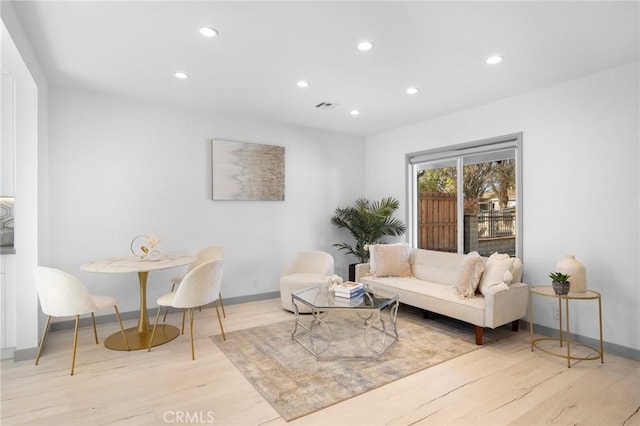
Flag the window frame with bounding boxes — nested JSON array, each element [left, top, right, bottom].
[[405, 132, 523, 258]]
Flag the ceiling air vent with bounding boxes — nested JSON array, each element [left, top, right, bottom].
[[315, 101, 340, 110]]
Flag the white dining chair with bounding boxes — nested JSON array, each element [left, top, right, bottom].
[[34, 266, 130, 375], [148, 258, 225, 360], [163, 246, 225, 321]]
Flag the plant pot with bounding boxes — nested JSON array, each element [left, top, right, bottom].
[[552, 281, 570, 295]]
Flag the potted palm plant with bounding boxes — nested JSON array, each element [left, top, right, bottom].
[[331, 197, 407, 279]]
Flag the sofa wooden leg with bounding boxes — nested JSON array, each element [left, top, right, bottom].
[[423, 310, 431, 319], [475, 326, 484, 345], [512, 320, 519, 332]]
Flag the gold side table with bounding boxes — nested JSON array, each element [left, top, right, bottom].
[[529, 286, 604, 367]]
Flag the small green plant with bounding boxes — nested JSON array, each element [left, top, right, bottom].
[[549, 272, 570, 283]]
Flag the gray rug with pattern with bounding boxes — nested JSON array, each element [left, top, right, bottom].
[[211, 306, 513, 421]]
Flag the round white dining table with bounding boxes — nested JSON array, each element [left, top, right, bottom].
[[81, 254, 195, 350]]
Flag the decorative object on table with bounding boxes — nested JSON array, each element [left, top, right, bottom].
[[333, 281, 364, 299], [549, 272, 571, 295], [130, 234, 162, 261], [555, 254, 586, 293], [330, 197, 406, 280], [324, 274, 343, 290], [331, 292, 365, 306], [211, 139, 285, 201]]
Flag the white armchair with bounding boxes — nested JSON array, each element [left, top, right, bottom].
[[279, 251, 334, 312]]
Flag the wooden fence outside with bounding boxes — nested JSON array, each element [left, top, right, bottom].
[[418, 192, 457, 252], [419, 192, 516, 256]]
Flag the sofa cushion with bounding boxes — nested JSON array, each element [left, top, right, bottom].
[[412, 249, 464, 285], [453, 252, 485, 298], [360, 275, 486, 327], [370, 243, 411, 277]]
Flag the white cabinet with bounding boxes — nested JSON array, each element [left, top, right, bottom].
[[0, 261, 4, 350], [1, 74, 15, 196], [1, 254, 16, 358]]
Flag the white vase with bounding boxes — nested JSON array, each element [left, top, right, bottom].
[[555, 255, 586, 293]]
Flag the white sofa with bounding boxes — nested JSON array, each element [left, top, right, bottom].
[[355, 247, 528, 345]]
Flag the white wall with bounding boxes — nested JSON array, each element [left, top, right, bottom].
[[2, 3, 48, 357], [365, 62, 640, 351], [48, 88, 365, 315]]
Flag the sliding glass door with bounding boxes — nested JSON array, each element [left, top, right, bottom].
[[407, 133, 522, 257]]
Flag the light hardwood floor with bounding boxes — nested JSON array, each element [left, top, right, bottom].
[[2, 298, 639, 426]]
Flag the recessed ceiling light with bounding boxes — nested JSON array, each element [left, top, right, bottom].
[[297, 80, 310, 88], [174, 72, 189, 79], [200, 27, 218, 37], [486, 55, 503, 65], [406, 87, 419, 95], [350, 110, 360, 116], [357, 41, 373, 51]]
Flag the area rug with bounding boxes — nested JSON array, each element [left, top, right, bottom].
[[211, 307, 512, 421]]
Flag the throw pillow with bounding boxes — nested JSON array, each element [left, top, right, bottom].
[[489, 252, 510, 262], [453, 252, 484, 298], [368, 244, 379, 274], [491, 252, 519, 282], [370, 243, 411, 277], [483, 282, 510, 295], [369, 243, 406, 274], [511, 257, 523, 283], [478, 257, 514, 295]]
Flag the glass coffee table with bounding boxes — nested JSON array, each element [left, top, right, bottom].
[[291, 284, 399, 359]]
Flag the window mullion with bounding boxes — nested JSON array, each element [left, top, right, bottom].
[[456, 157, 464, 254]]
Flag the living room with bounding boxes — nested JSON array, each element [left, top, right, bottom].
[[1, 1, 639, 425]]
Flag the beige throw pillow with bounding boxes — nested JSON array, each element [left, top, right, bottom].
[[453, 252, 484, 298], [488, 252, 524, 283], [489, 252, 510, 262], [369, 243, 404, 274], [511, 257, 523, 283], [478, 255, 514, 295], [370, 243, 411, 277], [368, 244, 380, 274]]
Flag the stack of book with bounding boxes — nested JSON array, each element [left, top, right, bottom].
[[331, 294, 364, 307], [333, 281, 364, 299]]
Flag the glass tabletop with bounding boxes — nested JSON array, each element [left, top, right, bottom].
[[530, 286, 601, 300], [292, 285, 398, 310]]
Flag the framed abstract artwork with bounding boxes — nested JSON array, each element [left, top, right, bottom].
[[211, 139, 285, 201]]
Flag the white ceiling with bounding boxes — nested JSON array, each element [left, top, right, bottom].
[[10, 1, 640, 136]]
